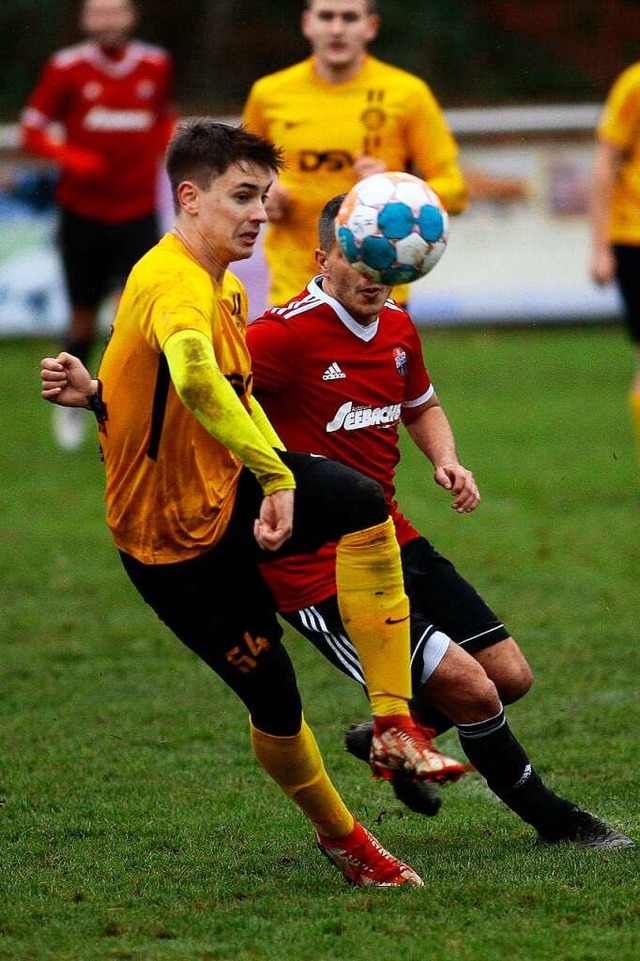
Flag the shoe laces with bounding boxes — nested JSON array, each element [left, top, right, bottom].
[[345, 829, 408, 883]]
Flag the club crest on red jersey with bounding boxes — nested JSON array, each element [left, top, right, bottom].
[[82, 81, 102, 100], [393, 347, 407, 376]]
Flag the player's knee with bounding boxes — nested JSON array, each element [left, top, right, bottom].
[[250, 697, 303, 737], [496, 658, 534, 705], [344, 473, 387, 530], [475, 638, 534, 705], [472, 673, 502, 717]]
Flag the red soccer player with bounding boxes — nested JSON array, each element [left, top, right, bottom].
[[21, 0, 175, 449], [246, 194, 634, 850]]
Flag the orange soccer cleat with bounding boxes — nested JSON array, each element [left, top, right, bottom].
[[317, 821, 423, 888], [370, 715, 465, 784]]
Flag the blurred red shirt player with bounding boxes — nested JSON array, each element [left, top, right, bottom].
[[21, 0, 175, 449]]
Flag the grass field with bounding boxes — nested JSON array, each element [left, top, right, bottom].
[[1, 326, 638, 961]]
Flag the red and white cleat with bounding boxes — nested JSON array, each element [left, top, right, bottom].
[[317, 821, 423, 888], [371, 715, 465, 784]]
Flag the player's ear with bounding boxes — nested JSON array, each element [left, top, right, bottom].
[[127, 1, 140, 32], [301, 11, 313, 41], [176, 180, 199, 215], [315, 248, 328, 273], [366, 14, 381, 43]]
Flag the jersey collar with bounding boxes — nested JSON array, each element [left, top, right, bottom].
[[307, 276, 379, 342], [84, 40, 145, 77]]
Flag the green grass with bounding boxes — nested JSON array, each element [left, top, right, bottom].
[[1, 327, 638, 961]]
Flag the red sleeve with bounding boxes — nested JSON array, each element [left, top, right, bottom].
[[153, 55, 177, 151], [404, 316, 432, 402], [21, 58, 71, 129], [20, 58, 80, 164], [247, 313, 303, 394]]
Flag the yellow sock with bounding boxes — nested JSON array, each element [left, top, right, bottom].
[[629, 391, 640, 471], [250, 718, 354, 839], [335, 517, 411, 718]]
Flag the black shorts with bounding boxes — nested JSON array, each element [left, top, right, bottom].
[[401, 536, 509, 654], [281, 535, 508, 693], [58, 209, 159, 308], [283, 596, 451, 694], [119, 450, 387, 736], [613, 244, 640, 344]]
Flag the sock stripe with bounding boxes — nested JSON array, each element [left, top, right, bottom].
[[457, 707, 506, 739]]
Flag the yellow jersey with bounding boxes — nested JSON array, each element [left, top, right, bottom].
[[598, 62, 640, 244], [98, 232, 254, 564], [243, 55, 462, 305]]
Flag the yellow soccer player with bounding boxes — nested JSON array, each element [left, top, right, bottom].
[[590, 61, 640, 473], [242, 0, 467, 306], [40, 119, 465, 888]]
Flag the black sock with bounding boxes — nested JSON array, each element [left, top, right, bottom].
[[457, 708, 576, 838], [409, 696, 453, 736]]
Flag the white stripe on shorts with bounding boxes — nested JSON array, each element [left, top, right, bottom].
[[298, 605, 365, 684]]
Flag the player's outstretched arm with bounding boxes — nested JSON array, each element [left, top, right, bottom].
[[589, 140, 622, 286], [164, 329, 296, 545], [404, 398, 480, 514], [40, 353, 97, 407]]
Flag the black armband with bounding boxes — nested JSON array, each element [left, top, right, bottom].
[[86, 380, 108, 422]]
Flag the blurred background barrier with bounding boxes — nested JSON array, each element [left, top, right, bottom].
[[0, 104, 621, 336]]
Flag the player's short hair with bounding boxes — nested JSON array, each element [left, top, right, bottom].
[[318, 194, 346, 252], [303, 0, 379, 12], [166, 119, 285, 210]]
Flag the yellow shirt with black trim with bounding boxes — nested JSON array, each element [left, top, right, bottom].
[[98, 232, 269, 564], [598, 62, 640, 244], [243, 54, 461, 305]]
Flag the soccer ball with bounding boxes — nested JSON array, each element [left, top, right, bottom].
[[335, 171, 448, 285]]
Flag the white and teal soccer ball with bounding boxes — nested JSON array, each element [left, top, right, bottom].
[[335, 171, 448, 285]]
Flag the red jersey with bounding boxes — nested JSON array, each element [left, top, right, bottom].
[[21, 40, 174, 223], [248, 277, 433, 611]]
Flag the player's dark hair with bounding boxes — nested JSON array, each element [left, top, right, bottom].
[[318, 194, 346, 252], [166, 119, 284, 210], [303, 0, 379, 12]]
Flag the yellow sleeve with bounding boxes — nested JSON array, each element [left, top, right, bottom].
[[428, 157, 468, 215], [164, 328, 294, 495], [598, 65, 640, 150], [248, 394, 286, 450], [403, 83, 468, 215], [242, 83, 267, 137]]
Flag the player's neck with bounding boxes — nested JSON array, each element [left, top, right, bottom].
[[312, 53, 367, 85], [96, 41, 130, 60], [172, 225, 227, 285]]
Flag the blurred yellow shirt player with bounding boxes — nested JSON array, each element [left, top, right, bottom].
[[595, 62, 640, 245], [242, 0, 467, 306], [591, 61, 640, 470]]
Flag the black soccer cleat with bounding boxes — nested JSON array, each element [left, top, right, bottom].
[[345, 720, 442, 817], [537, 807, 635, 849], [345, 720, 376, 763], [390, 774, 442, 817]]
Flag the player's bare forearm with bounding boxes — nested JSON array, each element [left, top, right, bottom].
[[405, 402, 479, 513], [589, 141, 621, 285]]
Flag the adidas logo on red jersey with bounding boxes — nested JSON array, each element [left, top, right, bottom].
[[322, 362, 346, 381]]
